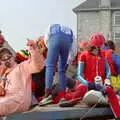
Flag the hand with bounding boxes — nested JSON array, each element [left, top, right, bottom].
[[0, 86, 6, 96], [26, 40, 38, 52], [95, 83, 104, 90], [104, 79, 111, 86], [88, 82, 95, 90]]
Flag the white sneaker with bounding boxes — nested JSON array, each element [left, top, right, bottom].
[[39, 95, 53, 106]]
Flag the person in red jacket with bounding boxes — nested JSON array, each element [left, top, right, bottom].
[[72, 40, 88, 66], [59, 34, 120, 119], [103, 40, 117, 76]]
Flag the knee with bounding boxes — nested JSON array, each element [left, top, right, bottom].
[[77, 84, 88, 93], [105, 86, 114, 93]]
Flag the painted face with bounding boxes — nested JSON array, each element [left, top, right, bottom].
[[0, 53, 15, 67]]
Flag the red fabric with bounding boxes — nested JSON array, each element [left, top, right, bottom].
[[78, 51, 106, 83], [65, 84, 88, 104], [65, 82, 120, 118], [105, 86, 120, 118], [32, 81, 36, 93], [103, 49, 117, 75], [16, 53, 28, 61], [54, 91, 65, 103], [0, 35, 5, 44], [88, 34, 105, 47], [65, 50, 120, 118]]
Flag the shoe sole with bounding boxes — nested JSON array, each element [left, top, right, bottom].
[[39, 100, 53, 106]]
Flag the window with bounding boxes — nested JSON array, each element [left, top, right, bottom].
[[114, 12, 120, 26], [113, 32, 120, 42]]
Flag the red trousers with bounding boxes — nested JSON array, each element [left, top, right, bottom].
[[65, 82, 120, 118]]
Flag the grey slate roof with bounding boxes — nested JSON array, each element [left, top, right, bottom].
[[73, 0, 120, 12]]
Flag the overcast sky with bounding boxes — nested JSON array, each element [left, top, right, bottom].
[[0, 0, 85, 51]]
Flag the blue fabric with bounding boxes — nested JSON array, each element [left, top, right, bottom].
[[45, 34, 73, 91], [49, 24, 73, 40], [88, 82, 104, 91], [104, 59, 111, 79], [76, 62, 88, 85], [112, 53, 120, 75]]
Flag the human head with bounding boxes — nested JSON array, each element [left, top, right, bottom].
[[88, 34, 105, 55], [88, 34, 105, 48], [0, 48, 16, 67], [79, 40, 88, 51], [104, 40, 116, 50]]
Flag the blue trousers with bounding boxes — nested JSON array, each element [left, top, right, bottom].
[[45, 34, 73, 91]]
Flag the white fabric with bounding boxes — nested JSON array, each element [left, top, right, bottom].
[[82, 90, 108, 106]]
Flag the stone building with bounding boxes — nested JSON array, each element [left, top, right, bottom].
[[73, 0, 120, 48]]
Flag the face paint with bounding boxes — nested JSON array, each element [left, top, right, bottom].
[[0, 53, 15, 68], [5, 61, 11, 67]]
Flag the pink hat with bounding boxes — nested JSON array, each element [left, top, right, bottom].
[[79, 41, 88, 48], [88, 34, 105, 48]]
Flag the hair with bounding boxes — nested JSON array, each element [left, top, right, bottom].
[[87, 46, 96, 52], [87, 46, 101, 53], [105, 40, 116, 50], [0, 48, 12, 59], [40, 46, 48, 58], [37, 38, 48, 58]]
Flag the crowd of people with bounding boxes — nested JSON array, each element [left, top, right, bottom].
[[0, 24, 120, 119]]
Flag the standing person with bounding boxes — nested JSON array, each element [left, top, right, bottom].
[[39, 24, 76, 105], [103, 40, 120, 75], [71, 40, 88, 66], [103, 40, 117, 76], [0, 39, 45, 116], [59, 34, 120, 119]]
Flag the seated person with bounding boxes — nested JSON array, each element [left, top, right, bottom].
[[59, 34, 120, 119], [0, 40, 45, 116]]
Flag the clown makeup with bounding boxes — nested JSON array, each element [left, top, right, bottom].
[[0, 53, 16, 68]]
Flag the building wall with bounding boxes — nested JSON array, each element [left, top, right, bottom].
[[77, 11, 100, 42], [112, 11, 120, 41], [77, 10, 112, 42], [111, 11, 120, 48], [99, 10, 111, 40]]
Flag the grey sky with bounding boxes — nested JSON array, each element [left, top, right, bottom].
[[0, 0, 85, 51]]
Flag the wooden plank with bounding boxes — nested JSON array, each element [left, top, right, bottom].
[[6, 105, 114, 120]]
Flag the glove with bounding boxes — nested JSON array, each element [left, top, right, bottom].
[[88, 82, 95, 90], [95, 83, 103, 91], [104, 79, 111, 86]]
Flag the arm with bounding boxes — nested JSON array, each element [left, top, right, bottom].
[[67, 36, 77, 65], [26, 40, 45, 73], [105, 59, 111, 79], [104, 59, 111, 86], [76, 61, 88, 85]]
